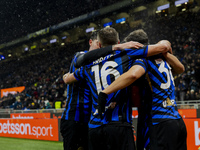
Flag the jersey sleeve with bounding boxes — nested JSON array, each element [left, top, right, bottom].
[[73, 51, 86, 67], [125, 46, 148, 58], [73, 67, 85, 81], [132, 58, 148, 72], [74, 46, 113, 68]]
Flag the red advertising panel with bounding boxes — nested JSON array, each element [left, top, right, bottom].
[[1, 86, 25, 98], [133, 109, 197, 119], [132, 110, 138, 118], [10, 113, 51, 119], [183, 119, 200, 150], [0, 119, 59, 141], [178, 109, 197, 118]]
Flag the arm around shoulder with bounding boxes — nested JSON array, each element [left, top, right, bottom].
[[163, 52, 185, 74], [147, 40, 172, 57]]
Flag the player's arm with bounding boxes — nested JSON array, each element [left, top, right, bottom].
[[147, 40, 172, 57], [163, 52, 185, 74], [63, 72, 78, 84], [75, 41, 144, 68], [97, 63, 146, 116], [102, 65, 145, 95], [75, 46, 112, 68]]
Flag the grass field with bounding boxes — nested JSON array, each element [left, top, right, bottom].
[[0, 137, 63, 150]]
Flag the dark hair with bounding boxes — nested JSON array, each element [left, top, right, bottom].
[[90, 30, 99, 40], [124, 29, 149, 45], [97, 27, 119, 47]]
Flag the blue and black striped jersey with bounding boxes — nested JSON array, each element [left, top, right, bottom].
[[133, 56, 181, 125], [135, 77, 152, 150], [61, 51, 91, 123], [74, 47, 148, 128]]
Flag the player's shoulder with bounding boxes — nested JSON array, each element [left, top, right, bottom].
[[75, 50, 87, 55], [73, 51, 87, 60], [80, 50, 88, 54]]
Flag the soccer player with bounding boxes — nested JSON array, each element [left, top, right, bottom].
[[60, 31, 100, 150], [63, 27, 172, 150], [98, 29, 187, 150], [60, 30, 143, 150]]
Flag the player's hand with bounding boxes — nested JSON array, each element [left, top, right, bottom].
[[112, 41, 144, 50], [158, 40, 173, 54], [162, 52, 168, 57], [63, 72, 70, 84], [107, 102, 116, 109], [97, 92, 108, 119]]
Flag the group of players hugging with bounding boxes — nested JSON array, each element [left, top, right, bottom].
[[60, 27, 187, 150]]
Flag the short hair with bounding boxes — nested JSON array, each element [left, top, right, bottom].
[[124, 29, 149, 45], [90, 30, 98, 40], [97, 27, 119, 47]]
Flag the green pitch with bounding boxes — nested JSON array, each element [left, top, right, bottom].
[[0, 137, 63, 150]]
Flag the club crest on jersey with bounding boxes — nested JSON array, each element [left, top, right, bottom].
[[155, 59, 163, 64], [163, 98, 175, 107]]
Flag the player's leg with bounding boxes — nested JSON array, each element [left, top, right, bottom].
[[176, 118, 187, 150], [60, 119, 80, 150], [137, 124, 150, 150], [88, 127, 105, 150], [136, 113, 151, 150], [104, 122, 136, 150], [78, 122, 89, 150], [150, 119, 185, 150], [150, 121, 167, 150]]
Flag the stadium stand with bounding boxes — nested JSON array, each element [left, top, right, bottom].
[[0, 0, 125, 44], [1, 2, 200, 150], [0, 4, 200, 110]]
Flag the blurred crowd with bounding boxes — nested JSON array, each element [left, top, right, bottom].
[[0, 44, 84, 109], [0, 10, 200, 109], [143, 11, 200, 102], [1, 0, 124, 44]]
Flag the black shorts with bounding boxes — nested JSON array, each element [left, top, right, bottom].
[[89, 122, 136, 150], [150, 118, 187, 150], [60, 119, 89, 150]]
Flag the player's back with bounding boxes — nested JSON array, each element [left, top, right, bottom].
[[74, 47, 148, 128], [135, 56, 182, 150], [144, 55, 181, 125], [62, 51, 91, 123]]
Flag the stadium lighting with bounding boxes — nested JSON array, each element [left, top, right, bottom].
[[103, 22, 113, 27], [175, 0, 188, 6], [182, 8, 186, 11], [157, 3, 170, 11], [0, 55, 5, 60], [50, 39, 57, 44], [61, 36, 67, 39], [86, 27, 94, 33], [156, 10, 161, 13], [120, 21, 126, 24], [176, 4, 182, 7], [24, 47, 28, 51], [116, 18, 126, 24]]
